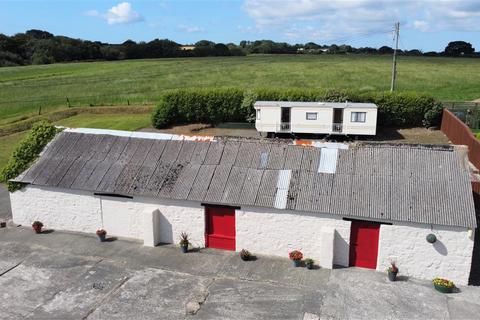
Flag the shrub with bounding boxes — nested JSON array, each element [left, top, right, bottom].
[[152, 87, 442, 129], [152, 88, 245, 128], [179, 232, 189, 246], [1, 121, 61, 192], [423, 102, 443, 127]]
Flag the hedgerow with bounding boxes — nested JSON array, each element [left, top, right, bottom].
[[1, 121, 61, 192], [152, 88, 443, 128]]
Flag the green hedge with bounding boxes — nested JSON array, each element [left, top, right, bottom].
[[152, 88, 245, 128], [152, 88, 443, 128], [1, 121, 61, 192]]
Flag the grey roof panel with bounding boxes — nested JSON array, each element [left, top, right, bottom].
[[204, 165, 232, 203], [187, 165, 216, 201], [255, 170, 278, 207], [238, 168, 264, 205], [222, 166, 248, 204], [171, 164, 201, 200], [14, 132, 477, 228], [204, 141, 224, 165], [190, 142, 210, 164]]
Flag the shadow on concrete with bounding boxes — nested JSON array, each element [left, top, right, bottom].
[[395, 275, 410, 282], [40, 229, 55, 234], [104, 237, 118, 242]]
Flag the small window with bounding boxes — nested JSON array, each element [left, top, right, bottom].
[[306, 112, 317, 120], [256, 109, 261, 120], [351, 112, 366, 123]]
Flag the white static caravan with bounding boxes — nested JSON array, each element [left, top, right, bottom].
[[254, 101, 378, 136]]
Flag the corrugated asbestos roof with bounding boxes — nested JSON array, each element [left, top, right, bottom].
[[13, 131, 477, 228]]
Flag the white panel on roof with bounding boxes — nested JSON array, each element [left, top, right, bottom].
[[318, 148, 338, 174], [275, 170, 291, 209]]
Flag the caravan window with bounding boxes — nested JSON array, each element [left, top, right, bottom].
[[306, 112, 317, 120], [351, 112, 366, 123], [256, 109, 261, 120]]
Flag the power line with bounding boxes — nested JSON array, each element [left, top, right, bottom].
[[390, 22, 400, 92]]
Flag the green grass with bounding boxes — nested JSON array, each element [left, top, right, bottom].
[[0, 55, 479, 122], [0, 132, 27, 171], [55, 113, 151, 131]]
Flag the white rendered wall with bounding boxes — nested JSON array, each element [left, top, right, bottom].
[[10, 186, 205, 247], [377, 222, 474, 285], [236, 207, 351, 267], [10, 186, 102, 233]]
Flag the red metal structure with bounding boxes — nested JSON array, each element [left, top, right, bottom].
[[205, 206, 236, 251], [441, 109, 480, 170], [349, 220, 380, 269]]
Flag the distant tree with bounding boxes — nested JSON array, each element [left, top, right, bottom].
[[444, 41, 475, 56], [378, 46, 394, 54], [25, 29, 54, 39]]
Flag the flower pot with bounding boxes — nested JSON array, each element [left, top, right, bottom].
[[98, 234, 106, 242], [181, 245, 188, 253], [434, 284, 453, 293], [388, 271, 397, 281], [293, 260, 301, 267], [306, 263, 314, 270], [32, 225, 42, 234]]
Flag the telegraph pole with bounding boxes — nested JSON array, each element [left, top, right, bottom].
[[390, 22, 400, 92]]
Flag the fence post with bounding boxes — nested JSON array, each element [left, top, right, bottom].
[[66, 97, 71, 108], [38, 106, 42, 115]]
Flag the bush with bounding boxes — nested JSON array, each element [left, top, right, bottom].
[[152, 87, 442, 128], [152, 88, 245, 128], [1, 121, 61, 192]]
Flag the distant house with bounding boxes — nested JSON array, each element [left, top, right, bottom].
[[254, 101, 378, 136], [180, 45, 196, 51], [9, 128, 477, 285]]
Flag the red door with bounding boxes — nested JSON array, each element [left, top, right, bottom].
[[349, 220, 380, 269], [205, 206, 236, 251]]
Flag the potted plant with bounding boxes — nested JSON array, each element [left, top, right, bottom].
[[432, 278, 455, 293], [289, 250, 303, 267], [32, 221, 43, 234], [240, 249, 251, 261], [96, 228, 107, 242], [387, 262, 399, 281], [179, 232, 189, 253], [304, 258, 314, 270]]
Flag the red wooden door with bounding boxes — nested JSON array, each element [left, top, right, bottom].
[[205, 206, 236, 251], [349, 220, 380, 269]]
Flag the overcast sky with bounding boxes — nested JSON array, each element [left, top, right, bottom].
[[1, 0, 479, 51]]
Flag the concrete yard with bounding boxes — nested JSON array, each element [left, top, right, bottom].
[[0, 226, 480, 319]]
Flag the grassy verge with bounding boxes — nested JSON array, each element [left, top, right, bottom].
[[55, 113, 151, 131]]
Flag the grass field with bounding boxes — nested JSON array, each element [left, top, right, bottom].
[[1, 55, 479, 122]]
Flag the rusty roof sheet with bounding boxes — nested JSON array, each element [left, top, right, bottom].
[[12, 131, 477, 228]]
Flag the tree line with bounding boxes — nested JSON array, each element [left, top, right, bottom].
[[0, 29, 477, 67]]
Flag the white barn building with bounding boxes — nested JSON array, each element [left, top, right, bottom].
[[254, 101, 378, 136], [9, 128, 477, 285]]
